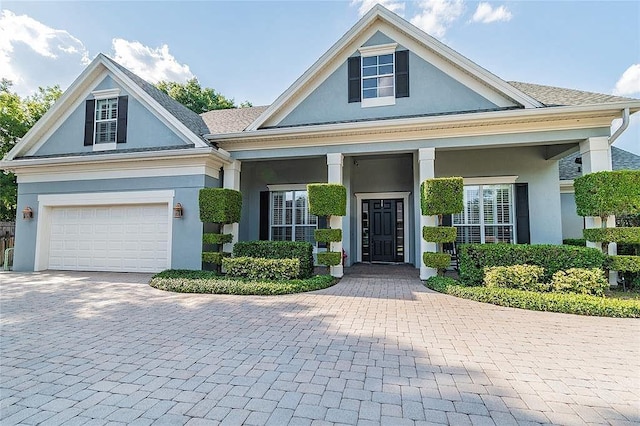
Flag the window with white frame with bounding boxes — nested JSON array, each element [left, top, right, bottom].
[[362, 54, 394, 100], [94, 98, 118, 144], [270, 190, 318, 246], [453, 184, 515, 244]]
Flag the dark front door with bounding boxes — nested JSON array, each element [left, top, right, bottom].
[[362, 199, 404, 263]]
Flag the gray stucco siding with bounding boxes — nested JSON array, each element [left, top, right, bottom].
[[276, 51, 499, 127], [13, 174, 215, 272], [561, 193, 584, 239], [33, 75, 189, 157]]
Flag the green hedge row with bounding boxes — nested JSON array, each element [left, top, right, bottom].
[[317, 251, 342, 266], [202, 251, 230, 265], [551, 268, 608, 296], [425, 276, 640, 318], [563, 239, 587, 247], [583, 227, 640, 244], [222, 257, 300, 281], [608, 255, 640, 273], [484, 265, 546, 292], [422, 226, 457, 243], [150, 270, 337, 295], [307, 184, 347, 217], [233, 241, 314, 278], [458, 244, 607, 285], [574, 170, 640, 218], [422, 252, 451, 270], [314, 229, 342, 243], [199, 188, 242, 224], [203, 233, 233, 245], [420, 177, 464, 216]]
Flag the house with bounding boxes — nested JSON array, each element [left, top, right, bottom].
[[2, 5, 639, 278], [559, 146, 640, 240]]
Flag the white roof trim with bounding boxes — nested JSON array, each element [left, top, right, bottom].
[[5, 54, 209, 161], [245, 5, 542, 132]]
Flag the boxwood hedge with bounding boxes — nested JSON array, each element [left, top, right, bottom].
[[563, 238, 587, 247], [202, 233, 233, 245], [233, 241, 314, 278], [608, 255, 640, 273], [222, 257, 300, 281], [458, 244, 607, 285], [199, 188, 242, 224], [317, 251, 342, 266], [307, 184, 347, 217], [583, 227, 640, 244], [422, 252, 451, 271], [483, 265, 547, 292], [202, 251, 231, 265], [574, 170, 640, 218], [420, 177, 464, 216], [422, 226, 457, 243], [314, 229, 342, 243]]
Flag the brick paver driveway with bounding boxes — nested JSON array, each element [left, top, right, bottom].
[[1, 265, 638, 425]]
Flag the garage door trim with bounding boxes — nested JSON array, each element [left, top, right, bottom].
[[35, 190, 175, 271]]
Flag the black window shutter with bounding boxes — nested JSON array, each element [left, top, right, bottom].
[[442, 214, 452, 227], [395, 50, 409, 98], [515, 183, 530, 244], [84, 99, 95, 146], [116, 96, 128, 144], [348, 56, 361, 103], [259, 191, 270, 240], [317, 216, 327, 249]]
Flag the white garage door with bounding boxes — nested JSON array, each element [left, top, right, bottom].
[[48, 204, 170, 272]]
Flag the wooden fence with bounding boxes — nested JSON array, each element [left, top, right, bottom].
[[0, 222, 15, 268]]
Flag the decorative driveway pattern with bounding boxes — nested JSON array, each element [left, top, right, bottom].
[[1, 266, 638, 425]]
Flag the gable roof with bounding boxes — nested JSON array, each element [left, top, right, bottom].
[[509, 81, 637, 107], [245, 4, 543, 131], [559, 146, 640, 180], [201, 106, 269, 134]]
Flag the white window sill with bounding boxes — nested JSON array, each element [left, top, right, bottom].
[[362, 96, 395, 108], [93, 142, 117, 152]]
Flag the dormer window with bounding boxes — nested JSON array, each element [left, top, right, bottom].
[[348, 43, 409, 107], [84, 88, 128, 151]]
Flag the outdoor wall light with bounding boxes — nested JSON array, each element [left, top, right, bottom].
[[173, 203, 184, 218], [22, 206, 33, 220]]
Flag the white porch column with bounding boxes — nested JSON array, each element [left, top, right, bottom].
[[418, 148, 437, 280], [223, 160, 241, 254], [579, 137, 617, 285], [327, 153, 344, 278]]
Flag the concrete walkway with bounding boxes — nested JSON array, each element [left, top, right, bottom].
[[1, 266, 638, 425]]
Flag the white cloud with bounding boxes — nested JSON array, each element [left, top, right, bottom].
[[613, 64, 640, 96], [471, 3, 512, 24], [410, 0, 464, 39], [0, 10, 89, 93], [351, 0, 405, 17], [111, 39, 194, 84]]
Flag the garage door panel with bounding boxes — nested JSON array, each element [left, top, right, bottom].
[[48, 203, 169, 273]]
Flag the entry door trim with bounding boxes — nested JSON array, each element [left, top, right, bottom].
[[355, 192, 410, 263]]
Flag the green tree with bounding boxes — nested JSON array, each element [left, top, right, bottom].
[[0, 80, 62, 221], [155, 78, 239, 113]]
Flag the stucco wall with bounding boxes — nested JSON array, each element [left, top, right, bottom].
[[34, 75, 188, 157], [14, 174, 217, 271], [561, 193, 584, 239]]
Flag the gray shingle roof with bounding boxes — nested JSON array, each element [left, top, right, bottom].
[[103, 55, 211, 139], [559, 146, 640, 180], [508, 81, 637, 107], [201, 106, 269, 134]]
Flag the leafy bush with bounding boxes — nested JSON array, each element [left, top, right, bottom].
[[459, 244, 607, 285], [422, 226, 457, 243], [420, 177, 464, 216], [199, 188, 242, 224], [150, 270, 337, 295], [563, 238, 586, 247], [550, 268, 608, 296], [202, 251, 231, 265], [233, 241, 314, 278], [574, 170, 640, 218], [222, 257, 300, 280], [608, 255, 640, 273], [307, 184, 347, 217], [203, 233, 233, 245], [317, 251, 342, 266], [583, 227, 640, 244], [422, 252, 451, 271], [425, 276, 640, 318], [483, 265, 547, 291], [314, 229, 342, 243]]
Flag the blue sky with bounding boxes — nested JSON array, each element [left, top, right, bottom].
[[2, 1, 639, 154]]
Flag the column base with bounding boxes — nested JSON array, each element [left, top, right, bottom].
[[420, 266, 437, 280], [330, 265, 344, 278]]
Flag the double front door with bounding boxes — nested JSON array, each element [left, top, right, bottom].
[[362, 199, 404, 262]]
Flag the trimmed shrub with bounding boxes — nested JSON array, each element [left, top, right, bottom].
[[422, 226, 457, 243], [199, 188, 242, 224], [483, 265, 547, 292], [203, 233, 233, 245], [420, 177, 464, 216], [307, 184, 347, 217], [317, 251, 342, 266], [150, 270, 337, 295], [608, 255, 640, 273], [563, 238, 586, 247], [222, 257, 300, 281], [233, 241, 314, 278], [202, 251, 231, 265], [422, 252, 451, 271], [574, 170, 640, 218], [583, 227, 640, 244], [458, 244, 607, 285], [550, 268, 608, 296], [314, 229, 342, 243], [425, 276, 640, 318]]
